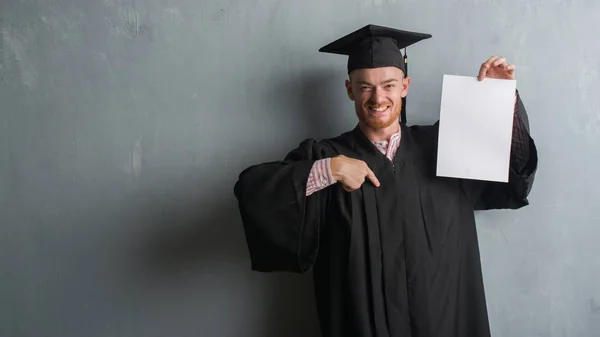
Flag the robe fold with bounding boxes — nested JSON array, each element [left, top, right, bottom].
[[234, 115, 538, 337]]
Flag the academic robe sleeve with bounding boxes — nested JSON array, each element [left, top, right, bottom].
[[461, 91, 539, 210], [233, 139, 335, 274]]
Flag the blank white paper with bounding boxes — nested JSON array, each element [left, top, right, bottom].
[[436, 74, 517, 183]]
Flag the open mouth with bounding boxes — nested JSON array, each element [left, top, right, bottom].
[[367, 106, 390, 114]]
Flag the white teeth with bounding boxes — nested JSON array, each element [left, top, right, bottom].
[[371, 107, 388, 112]]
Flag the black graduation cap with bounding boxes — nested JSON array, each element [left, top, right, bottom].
[[319, 24, 432, 124]]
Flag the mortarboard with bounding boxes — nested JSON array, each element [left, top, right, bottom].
[[319, 24, 432, 124]]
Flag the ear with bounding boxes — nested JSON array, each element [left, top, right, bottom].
[[345, 79, 355, 101], [401, 76, 411, 98]]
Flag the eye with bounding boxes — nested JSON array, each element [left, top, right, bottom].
[[360, 86, 372, 91], [385, 84, 395, 89]]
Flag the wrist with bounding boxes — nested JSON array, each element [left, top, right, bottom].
[[329, 156, 342, 182]]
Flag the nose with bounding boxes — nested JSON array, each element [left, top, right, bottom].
[[370, 87, 386, 104]]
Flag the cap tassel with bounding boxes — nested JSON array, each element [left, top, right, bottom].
[[401, 48, 408, 124]]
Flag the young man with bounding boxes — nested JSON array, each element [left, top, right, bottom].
[[234, 24, 538, 337]]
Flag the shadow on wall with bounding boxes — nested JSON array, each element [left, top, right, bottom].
[[126, 184, 321, 337], [119, 70, 349, 336]]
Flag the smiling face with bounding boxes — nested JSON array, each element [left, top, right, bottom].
[[345, 66, 410, 134]]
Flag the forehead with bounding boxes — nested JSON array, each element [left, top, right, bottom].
[[350, 66, 405, 83]]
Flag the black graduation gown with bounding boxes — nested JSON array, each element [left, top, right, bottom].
[[234, 108, 538, 337]]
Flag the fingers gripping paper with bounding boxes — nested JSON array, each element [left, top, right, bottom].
[[436, 75, 517, 183]]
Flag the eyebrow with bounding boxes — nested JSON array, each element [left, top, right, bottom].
[[356, 79, 399, 86]]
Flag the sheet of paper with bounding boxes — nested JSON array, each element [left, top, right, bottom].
[[436, 74, 517, 183]]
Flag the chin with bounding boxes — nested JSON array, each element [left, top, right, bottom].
[[362, 113, 398, 129], [361, 116, 393, 129], [356, 104, 400, 129], [369, 121, 394, 129]]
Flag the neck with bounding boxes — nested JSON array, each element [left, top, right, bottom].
[[359, 121, 400, 142]]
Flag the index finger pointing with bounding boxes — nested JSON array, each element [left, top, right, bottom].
[[366, 168, 380, 187]]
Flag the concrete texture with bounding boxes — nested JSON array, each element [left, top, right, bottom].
[[1, 0, 599, 336]]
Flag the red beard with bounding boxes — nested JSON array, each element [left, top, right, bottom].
[[357, 103, 401, 129]]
